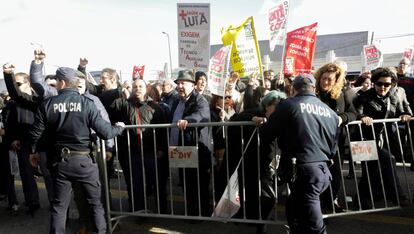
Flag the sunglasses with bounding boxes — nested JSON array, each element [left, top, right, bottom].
[[375, 82, 392, 88], [16, 82, 26, 87]]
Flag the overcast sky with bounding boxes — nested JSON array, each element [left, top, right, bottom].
[[0, 0, 413, 79]]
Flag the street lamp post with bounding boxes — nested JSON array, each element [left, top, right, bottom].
[[162, 31, 173, 78]]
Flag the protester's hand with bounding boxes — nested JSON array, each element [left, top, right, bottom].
[[115, 122, 126, 129], [400, 114, 411, 122], [11, 140, 21, 151], [214, 149, 225, 170], [252, 116, 267, 126], [34, 49, 46, 64], [79, 58, 88, 68], [361, 116, 373, 126], [121, 87, 130, 100], [105, 151, 113, 161], [217, 108, 225, 121], [3, 63, 15, 74], [122, 80, 131, 91], [177, 119, 188, 130], [275, 73, 284, 86], [29, 153, 40, 167]]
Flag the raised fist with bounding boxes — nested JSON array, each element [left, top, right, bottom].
[[34, 49, 46, 62], [79, 58, 88, 67], [2, 63, 15, 74]]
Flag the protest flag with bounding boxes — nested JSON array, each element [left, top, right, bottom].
[[268, 0, 290, 51], [221, 16, 262, 78], [283, 22, 318, 75], [132, 65, 145, 80]]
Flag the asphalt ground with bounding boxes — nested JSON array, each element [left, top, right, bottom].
[[0, 164, 413, 234]]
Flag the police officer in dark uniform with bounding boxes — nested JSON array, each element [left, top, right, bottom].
[[28, 67, 125, 234], [261, 74, 339, 234]]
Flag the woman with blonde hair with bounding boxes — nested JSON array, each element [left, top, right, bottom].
[[314, 62, 358, 213]]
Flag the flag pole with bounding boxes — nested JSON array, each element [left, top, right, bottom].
[[279, 0, 291, 82], [222, 42, 232, 139]]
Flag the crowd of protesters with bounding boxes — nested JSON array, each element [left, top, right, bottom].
[[0, 48, 413, 234]]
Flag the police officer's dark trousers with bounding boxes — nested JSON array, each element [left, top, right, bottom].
[[50, 154, 105, 234], [286, 162, 331, 234]]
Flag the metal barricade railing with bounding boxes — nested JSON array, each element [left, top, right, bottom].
[[99, 119, 413, 233], [322, 118, 413, 218]]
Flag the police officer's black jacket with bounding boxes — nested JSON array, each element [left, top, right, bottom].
[[318, 89, 358, 156], [261, 91, 339, 164], [29, 88, 124, 154]]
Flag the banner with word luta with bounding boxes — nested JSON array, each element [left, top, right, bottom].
[[177, 3, 210, 71]]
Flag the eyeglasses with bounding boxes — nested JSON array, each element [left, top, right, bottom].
[[16, 82, 26, 87], [219, 96, 232, 99], [375, 82, 392, 88], [399, 63, 408, 66]]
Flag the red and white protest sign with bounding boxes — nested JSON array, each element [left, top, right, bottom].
[[403, 48, 414, 61], [268, 0, 289, 51], [283, 22, 317, 75], [168, 146, 199, 168], [212, 167, 240, 218], [208, 45, 231, 97], [350, 140, 378, 161], [132, 65, 145, 79], [363, 44, 382, 71]]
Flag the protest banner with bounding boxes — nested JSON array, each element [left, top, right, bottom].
[[208, 45, 232, 96], [350, 140, 378, 161], [177, 3, 210, 71], [132, 65, 145, 80], [403, 48, 414, 62], [363, 44, 383, 71], [284, 22, 318, 75], [168, 146, 199, 168], [268, 0, 289, 51], [212, 166, 240, 218], [221, 16, 262, 78]]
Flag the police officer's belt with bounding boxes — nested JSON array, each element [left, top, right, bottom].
[[60, 147, 90, 159]]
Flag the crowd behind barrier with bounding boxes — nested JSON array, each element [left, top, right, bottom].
[[1, 50, 414, 233], [100, 118, 413, 233]]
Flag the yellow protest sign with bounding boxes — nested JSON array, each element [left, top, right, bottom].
[[221, 16, 262, 78]]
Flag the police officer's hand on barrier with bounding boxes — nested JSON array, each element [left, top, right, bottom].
[[29, 153, 40, 167], [115, 122, 126, 129], [34, 49, 46, 64], [2, 63, 15, 74]]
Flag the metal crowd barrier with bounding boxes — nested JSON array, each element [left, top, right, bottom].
[[98, 119, 413, 233]]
